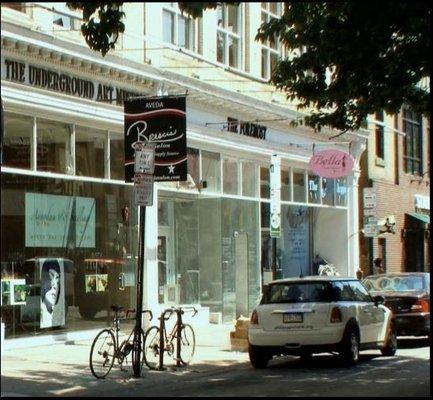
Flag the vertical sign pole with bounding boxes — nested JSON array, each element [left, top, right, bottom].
[[133, 204, 146, 377]]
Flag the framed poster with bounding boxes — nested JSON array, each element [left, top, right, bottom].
[[11, 279, 27, 305], [40, 259, 65, 329]]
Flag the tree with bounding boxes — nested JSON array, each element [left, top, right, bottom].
[[66, 2, 430, 132]]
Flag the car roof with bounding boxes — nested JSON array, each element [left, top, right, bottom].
[[268, 275, 357, 285]]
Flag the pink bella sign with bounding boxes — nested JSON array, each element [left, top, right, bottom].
[[309, 149, 354, 178]]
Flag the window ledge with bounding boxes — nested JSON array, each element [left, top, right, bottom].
[[375, 157, 386, 167]]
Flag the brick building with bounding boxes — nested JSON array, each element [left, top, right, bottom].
[[359, 106, 430, 276]]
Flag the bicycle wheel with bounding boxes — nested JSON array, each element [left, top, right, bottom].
[[89, 329, 116, 379], [179, 324, 195, 365], [131, 328, 146, 376], [143, 326, 161, 370]]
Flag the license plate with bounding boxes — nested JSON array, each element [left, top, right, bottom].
[[283, 313, 303, 323]]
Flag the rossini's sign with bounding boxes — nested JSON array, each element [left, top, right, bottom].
[[1, 57, 143, 105]]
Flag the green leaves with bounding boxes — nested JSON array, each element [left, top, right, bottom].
[[257, 2, 430, 131], [66, 2, 125, 56]]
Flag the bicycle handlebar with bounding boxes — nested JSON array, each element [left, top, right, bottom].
[[124, 308, 153, 321]]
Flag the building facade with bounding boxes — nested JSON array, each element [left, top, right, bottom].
[[358, 107, 430, 277], [1, 3, 367, 349]]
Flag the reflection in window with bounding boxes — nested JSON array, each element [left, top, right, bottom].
[[109, 133, 124, 181], [281, 169, 291, 201], [260, 2, 282, 79], [201, 150, 221, 192], [163, 9, 175, 44], [322, 178, 335, 206], [335, 177, 347, 206], [178, 148, 200, 189], [75, 126, 106, 178], [308, 174, 320, 204], [242, 161, 258, 197], [37, 118, 73, 174], [292, 170, 306, 203], [223, 158, 239, 195], [3, 112, 32, 169]]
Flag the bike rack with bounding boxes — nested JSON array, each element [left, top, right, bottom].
[[157, 307, 197, 371]]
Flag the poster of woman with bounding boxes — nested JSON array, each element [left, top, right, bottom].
[[40, 259, 65, 329]]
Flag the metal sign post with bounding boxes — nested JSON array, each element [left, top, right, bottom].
[[131, 144, 155, 378]]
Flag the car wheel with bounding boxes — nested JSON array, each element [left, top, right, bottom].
[[340, 328, 360, 366], [381, 324, 397, 357], [248, 344, 270, 369]]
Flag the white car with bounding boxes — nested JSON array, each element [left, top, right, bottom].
[[248, 276, 397, 368]]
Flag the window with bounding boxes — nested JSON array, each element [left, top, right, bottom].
[[223, 157, 239, 195], [378, 238, 386, 272], [75, 126, 106, 178], [402, 107, 423, 175], [281, 168, 291, 201], [260, 166, 270, 198], [37, 119, 73, 174], [217, 3, 242, 68], [109, 132, 124, 181], [201, 150, 221, 192], [3, 112, 33, 169], [322, 178, 335, 206], [293, 170, 306, 203], [335, 178, 347, 207], [347, 281, 372, 302], [308, 174, 320, 204], [162, 3, 197, 51], [375, 111, 385, 160], [260, 3, 282, 79], [242, 161, 258, 197]]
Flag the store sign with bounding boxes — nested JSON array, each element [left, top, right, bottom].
[[25, 193, 95, 247], [124, 96, 187, 182], [309, 149, 354, 178], [1, 57, 144, 105], [226, 117, 267, 140], [270, 155, 281, 238]]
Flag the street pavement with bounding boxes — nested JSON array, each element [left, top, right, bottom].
[[1, 331, 430, 397]]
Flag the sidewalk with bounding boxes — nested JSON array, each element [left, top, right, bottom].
[[1, 323, 250, 397]]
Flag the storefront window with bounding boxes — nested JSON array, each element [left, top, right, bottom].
[[281, 168, 291, 201], [75, 126, 106, 178], [293, 170, 306, 203], [242, 161, 258, 197], [201, 150, 221, 193], [3, 112, 32, 170], [37, 118, 73, 174], [308, 174, 320, 204], [178, 147, 199, 189], [223, 157, 239, 195], [0, 173, 138, 339], [322, 178, 335, 206], [260, 166, 270, 198], [109, 133, 124, 181], [335, 177, 348, 206]]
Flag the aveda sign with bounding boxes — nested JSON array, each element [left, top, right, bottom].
[[309, 149, 354, 178]]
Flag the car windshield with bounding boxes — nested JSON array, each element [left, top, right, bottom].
[[363, 275, 427, 292], [262, 281, 336, 304]]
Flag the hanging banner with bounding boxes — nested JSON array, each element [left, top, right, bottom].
[[124, 96, 187, 182], [309, 149, 354, 178], [270, 155, 281, 238]]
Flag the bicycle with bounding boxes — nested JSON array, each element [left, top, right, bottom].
[[143, 306, 197, 370], [89, 305, 153, 379]]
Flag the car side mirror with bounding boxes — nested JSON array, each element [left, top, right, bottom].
[[374, 295, 385, 306]]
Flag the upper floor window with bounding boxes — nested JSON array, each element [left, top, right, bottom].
[[375, 110, 385, 160], [162, 3, 197, 51], [402, 107, 423, 176], [216, 3, 242, 68], [260, 3, 282, 79]]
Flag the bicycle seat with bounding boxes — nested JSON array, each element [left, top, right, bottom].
[[110, 305, 124, 313]]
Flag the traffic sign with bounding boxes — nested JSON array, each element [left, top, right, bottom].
[[134, 173, 154, 206], [134, 142, 155, 174], [363, 188, 376, 209]]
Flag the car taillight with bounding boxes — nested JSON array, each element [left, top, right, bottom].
[[251, 310, 259, 325], [330, 307, 342, 323], [411, 299, 429, 313]]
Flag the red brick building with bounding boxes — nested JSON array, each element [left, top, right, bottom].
[[359, 108, 430, 277]]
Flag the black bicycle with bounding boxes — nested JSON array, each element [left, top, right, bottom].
[[89, 305, 153, 379], [143, 306, 197, 370]]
